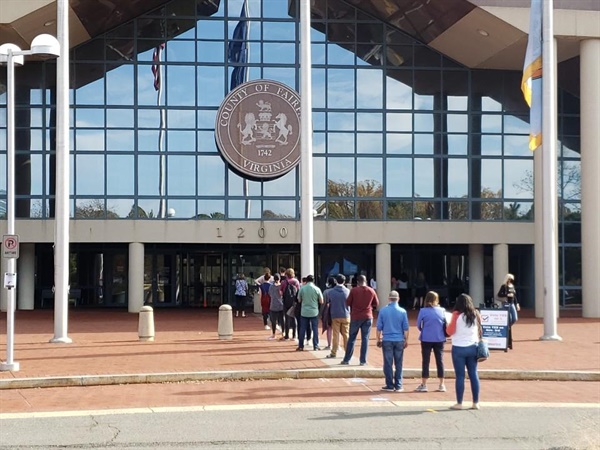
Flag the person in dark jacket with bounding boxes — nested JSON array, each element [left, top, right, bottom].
[[325, 274, 350, 358]]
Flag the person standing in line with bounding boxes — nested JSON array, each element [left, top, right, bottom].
[[415, 291, 447, 393], [297, 277, 312, 344], [497, 273, 520, 324], [278, 267, 287, 280], [497, 273, 519, 349], [296, 275, 323, 351], [234, 273, 248, 318], [254, 267, 271, 286], [268, 274, 284, 340], [325, 274, 350, 359], [376, 291, 409, 392], [398, 273, 410, 310], [369, 276, 377, 290], [280, 268, 300, 341], [259, 272, 273, 330], [321, 277, 336, 350], [340, 274, 379, 366], [412, 272, 428, 310], [446, 293, 481, 410]]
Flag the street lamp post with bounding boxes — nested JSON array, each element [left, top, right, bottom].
[[0, 34, 60, 372]]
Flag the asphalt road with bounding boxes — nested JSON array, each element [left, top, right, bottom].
[[1, 403, 598, 450]]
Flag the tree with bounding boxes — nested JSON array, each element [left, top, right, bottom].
[[480, 188, 503, 220], [262, 210, 293, 219], [387, 201, 412, 220], [514, 164, 581, 201], [326, 179, 384, 219], [75, 199, 119, 219], [128, 205, 155, 219], [196, 212, 226, 219]]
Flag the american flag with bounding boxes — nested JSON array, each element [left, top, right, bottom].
[[228, 0, 249, 91], [151, 43, 165, 91]]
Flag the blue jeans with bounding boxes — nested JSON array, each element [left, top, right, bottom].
[[382, 340, 405, 389], [299, 316, 319, 349], [451, 344, 480, 404], [342, 319, 372, 364]]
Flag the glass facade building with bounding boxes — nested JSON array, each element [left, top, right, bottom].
[[0, 0, 595, 314]]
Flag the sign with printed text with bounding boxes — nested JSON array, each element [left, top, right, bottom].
[[479, 309, 510, 351], [2, 234, 19, 259]]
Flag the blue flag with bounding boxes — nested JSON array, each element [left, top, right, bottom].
[[228, 0, 249, 90]]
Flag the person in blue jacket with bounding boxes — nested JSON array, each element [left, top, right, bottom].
[[375, 290, 409, 392], [415, 291, 447, 393]]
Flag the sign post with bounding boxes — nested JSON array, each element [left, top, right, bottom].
[[1, 234, 20, 371]]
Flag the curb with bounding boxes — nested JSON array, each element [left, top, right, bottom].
[[1, 368, 598, 390]]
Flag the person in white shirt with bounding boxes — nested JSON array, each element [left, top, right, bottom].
[[369, 277, 377, 290], [447, 293, 481, 411], [254, 267, 271, 285]]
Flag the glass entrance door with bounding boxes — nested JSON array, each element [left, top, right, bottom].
[[181, 253, 224, 307], [144, 253, 181, 307], [67, 249, 128, 307], [276, 253, 299, 274], [204, 254, 223, 307]]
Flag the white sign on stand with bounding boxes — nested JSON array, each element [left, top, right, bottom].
[[2, 234, 19, 259], [4, 272, 17, 289], [479, 309, 510, 351]]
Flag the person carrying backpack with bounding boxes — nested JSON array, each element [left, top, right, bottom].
[[280, 268, 300, 341]]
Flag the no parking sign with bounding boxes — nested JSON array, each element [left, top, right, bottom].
[[2, 234, 19, 259]]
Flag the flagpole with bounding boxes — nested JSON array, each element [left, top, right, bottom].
[[156, 44, 166, 219], [243, 0, 251, 219], [51, 0, 72, 344], [300, 0, 314, 277], [540, 0, 561, 340]]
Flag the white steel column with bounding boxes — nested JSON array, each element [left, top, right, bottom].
[[17, 244, 35, 310], [534, 147, 544, 317], [128, 243, 145, 313], [493, 244, 509, 300], [0, 256, 7, 311], [1, 47, 19, 371], [539, 1, 560, 339], [51, 0, 71, 343], [299, 0, 314, 278], [469, 244, 484, 307], [376, 244, 391, 308], [580, 39, 600, 318]]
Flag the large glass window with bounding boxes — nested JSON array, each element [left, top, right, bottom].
[[14, 0, 575, 230]]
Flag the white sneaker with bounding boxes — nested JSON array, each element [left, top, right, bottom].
[[265, 325, 271, 330], [235, 311, 239, 317], [267, 335, 276, 340]]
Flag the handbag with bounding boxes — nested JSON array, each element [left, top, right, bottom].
[[286, 304, 296, 317], [477, 339, 490, 362], [476, 311, 489, 362]]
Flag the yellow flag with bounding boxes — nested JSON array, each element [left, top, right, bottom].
[[521, 0, 543, 151]]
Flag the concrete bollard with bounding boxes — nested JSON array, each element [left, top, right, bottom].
[[253, 290, 262, 314], [138, 305, 155, 342], [218, 304, 233, 340]]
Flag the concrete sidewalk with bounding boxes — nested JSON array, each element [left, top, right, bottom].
[[0, 309, 599, 390]]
